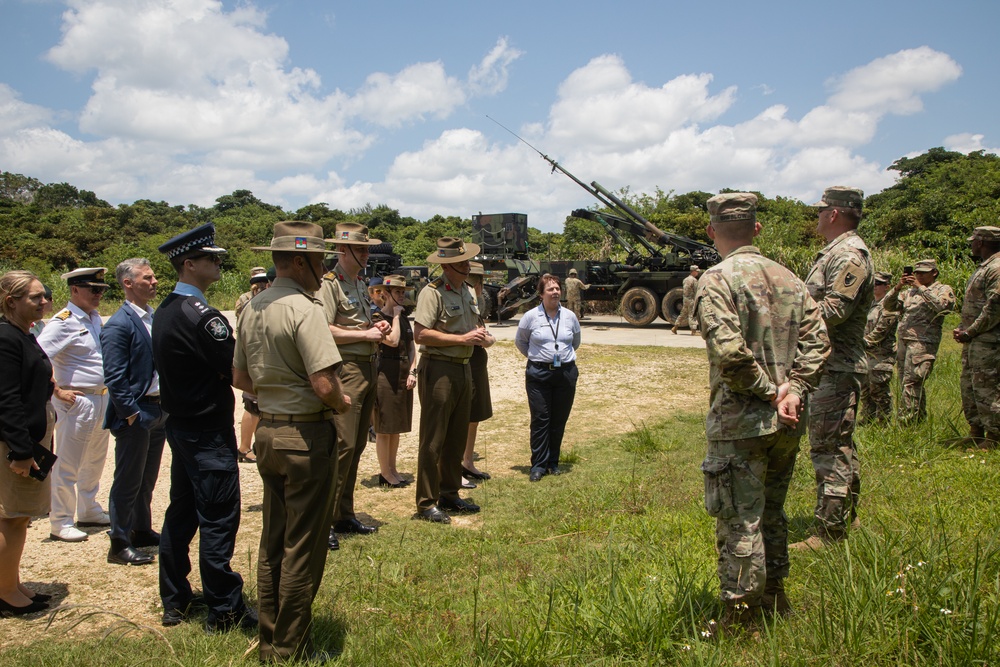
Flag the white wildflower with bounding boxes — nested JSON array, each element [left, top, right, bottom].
[[940, 608, 952, 615]]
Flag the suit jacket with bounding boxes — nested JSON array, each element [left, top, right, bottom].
[[101, 303, 156, 431]]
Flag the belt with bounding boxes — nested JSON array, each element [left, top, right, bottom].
[[259, 410, 335, 423], [529, 360, 576, 371], [341, 353, 377, 363], [425, 354, 470, 365], [380, 354, 409, 361], [140, 395, 160, 404], [64, 386, 108, 395]]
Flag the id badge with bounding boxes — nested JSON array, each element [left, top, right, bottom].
[[552, 356, 561, 368]]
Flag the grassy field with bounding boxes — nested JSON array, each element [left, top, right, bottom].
[[2, 339, 999, 665]]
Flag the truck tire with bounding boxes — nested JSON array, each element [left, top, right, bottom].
[[620, 286, 658, 326], [480, 287, 495, 320], [660, 287, 685, 324]]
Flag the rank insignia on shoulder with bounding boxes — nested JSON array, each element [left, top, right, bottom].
[[323, 271, 336, 281], [55, 310, 71, 321], [205, 316, 230, 341]]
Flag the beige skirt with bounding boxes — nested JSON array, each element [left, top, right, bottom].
[[0, 404, 55, 519]]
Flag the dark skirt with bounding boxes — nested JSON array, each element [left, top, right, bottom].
[[469, 345, 493, 423], [374, 354, 413, 434]]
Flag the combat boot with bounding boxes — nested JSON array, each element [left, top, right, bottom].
[[983, 433, 1000, 450], [671, 324, 679, 334], [718, 601, 762, 635], [761, 580, 792, 617], [947, 425, 985, 449], [789, 529, 845, 551]]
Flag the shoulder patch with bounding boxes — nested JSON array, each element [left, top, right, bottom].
[[204, 316, 230, 341], [55, 309, 71, 321], [832, 260, 867, 300], [323, 271, 336, 281], [428, 277, 444, 289]]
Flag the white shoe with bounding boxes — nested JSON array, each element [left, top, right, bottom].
[[462, 477, 477, 489], [77, 512, 110, 527], [50, 525, 89, 542]]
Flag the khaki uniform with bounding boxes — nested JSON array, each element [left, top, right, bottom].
[[564, 276, 589, 318], [860, 297, 898, 423], [234, 290, 253, 319], [959, 253, 1000, 433], [804, 230, 873, 536], [696, 246, 829, 604], [318, 264, 378, 524], [414, 278, 480, 512], [883, 280, 955, 423], [674, 274, 700, 330], [234, 276, 341, 662]]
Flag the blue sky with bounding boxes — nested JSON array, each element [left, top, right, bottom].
[[1, 0, 997, 231]]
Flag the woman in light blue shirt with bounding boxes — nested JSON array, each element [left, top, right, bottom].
[[515, 274, 582, 482]]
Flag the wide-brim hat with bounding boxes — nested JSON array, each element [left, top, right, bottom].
[[326, 222, 382, 246], [62, 267, 110, 288], [468, 262, 485, 277], [252, 221, 338, 254], [382, 274, 408, 288], [427, 237, 481, 264]]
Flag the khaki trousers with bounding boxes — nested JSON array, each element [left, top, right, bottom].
[[415, 357, 471, 512], [331, 359, 376, 522]]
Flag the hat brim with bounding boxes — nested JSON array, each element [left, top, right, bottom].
[[810, 199, 829, 208], [426, 242, 481, 264], [325, 237, 383, 246], [250, 245, 339, 254]]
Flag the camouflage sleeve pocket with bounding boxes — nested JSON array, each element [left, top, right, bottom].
[[701, 456, 736, 520]]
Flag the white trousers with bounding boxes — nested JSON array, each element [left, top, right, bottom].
[[49, 393, 110, 531]]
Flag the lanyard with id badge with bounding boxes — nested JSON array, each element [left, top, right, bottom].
[[546, 310, 562, 367]]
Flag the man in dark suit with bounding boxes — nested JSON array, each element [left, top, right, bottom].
[[101, 258, 166, 566]]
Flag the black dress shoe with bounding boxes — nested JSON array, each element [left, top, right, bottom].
[[334, 518, 378, 535], [378, 474, 404, 488], [328, 529, 340, 551], [0, 598, 48, 617], [415, 507, 451, 524], [205, 606, 258, 634], [108, 545, 155, 566], [462, 466, 491, 481], [162, 607, 187, 627], [130, 530, 161, 548], [547, 466, 562, 476], [28, 592, 52, 604], [529, 470, 544, 482], [438, 497, 480, 514]]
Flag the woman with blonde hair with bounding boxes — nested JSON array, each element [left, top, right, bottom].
[[0, 270, 56, 615]]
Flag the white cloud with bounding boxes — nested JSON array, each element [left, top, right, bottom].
[[348, 62, 466, 128], [0, 84, 53, 134], [468, 37, 523, 96], [944, 132, 1000, 156]]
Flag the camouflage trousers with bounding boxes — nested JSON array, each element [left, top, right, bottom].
[[859, 362, 894, 424], [567, 296, 583, 319], [807, 371, 862, 537], [675, 300, 697, 330], [961, 339, 1000, 433], [897, 339, 938, 424], [701, 430, 800, 604]]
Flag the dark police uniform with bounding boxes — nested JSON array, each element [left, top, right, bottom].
[[152, 224, 248, 627]]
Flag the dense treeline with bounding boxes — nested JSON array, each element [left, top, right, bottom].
[[1, 147, 997, 311]]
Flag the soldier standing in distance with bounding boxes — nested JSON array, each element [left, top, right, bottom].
[[859, 272, 898, 424], [318, 223, 389, 550], [152, 224, 256, 633], [672, 265, 701, 334], [695, 193, 829, 632], [564, 269, 590, 320], [412, 237, 488, 523], [792, 186, 873, 551], [233, 221, 349, 662], [953, 226, 1000, 447], [882, 259, 955, 424]]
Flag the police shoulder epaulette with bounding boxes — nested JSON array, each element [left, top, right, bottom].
[[55, 309, 71, 321], [180, 297, 212, 324]]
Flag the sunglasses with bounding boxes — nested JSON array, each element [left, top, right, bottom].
[[88, 286, 106, 295], [189, 253, 223, 264]]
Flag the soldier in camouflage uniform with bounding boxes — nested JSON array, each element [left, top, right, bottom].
[[882, 259, 955, 424], [564, 269, 590, 319], [953, 226, 1000, 447], [672, 265, 701, 334], [695, 193, 830, 630], [793, 186, 873, 551], [859, 272, 898, 424]]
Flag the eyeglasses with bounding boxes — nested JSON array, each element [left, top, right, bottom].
[[88, 286, 106, 295]]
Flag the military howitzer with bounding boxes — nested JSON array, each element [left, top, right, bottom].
[[477, 117, 720, 326]]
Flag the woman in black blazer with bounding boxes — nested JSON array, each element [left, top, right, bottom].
[[0, 270, 55, 616]]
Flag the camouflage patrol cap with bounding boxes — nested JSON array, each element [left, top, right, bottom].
[[812, 186, 864, 211], [707, 192, 758, 224], [913, 259, 937, 273], [873, 271, 892, 284], [968, 226, 1000, 242]]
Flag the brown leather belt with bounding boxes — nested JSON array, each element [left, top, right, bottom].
[[341, 353, 377, 363], [424, 354, 470, 365], [64, 386, 108, 395], [259, 410, 335, 423]]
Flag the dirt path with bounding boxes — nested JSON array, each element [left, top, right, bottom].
[[8, 324, 710, 644]]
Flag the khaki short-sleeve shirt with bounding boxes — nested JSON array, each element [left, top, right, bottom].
[[234, 277, 342, 415], [317, 262, 376, 357], [414, 278, 480, 359]]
